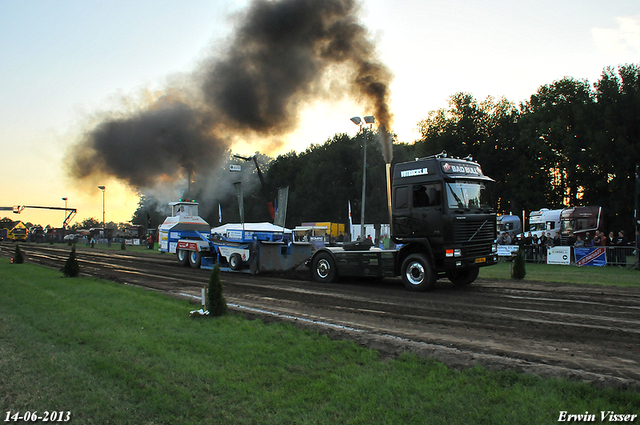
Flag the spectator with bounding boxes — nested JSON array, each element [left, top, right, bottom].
[[592, 231, 602, 246], [497, 232, 511, 245], [585, 232, 594, 247], [531, 234, 540, 262], [574, 234, 585, 247], [522, 232, 533, 261], [616, 230, 628, 266], [543, 231, 553, 262], [553, 231, 562, 247]]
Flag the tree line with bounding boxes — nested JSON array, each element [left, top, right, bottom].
[[133, 64, 639, 236]]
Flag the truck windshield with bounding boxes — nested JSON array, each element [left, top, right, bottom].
[[529, 223, 546, 232], [446, 180, 493, 212]]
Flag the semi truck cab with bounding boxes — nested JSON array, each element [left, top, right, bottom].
[[309, 153, 498, 291], [391, 155, 497, 289]]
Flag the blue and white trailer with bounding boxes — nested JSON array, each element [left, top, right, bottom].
[[158, 201, 315, 273]]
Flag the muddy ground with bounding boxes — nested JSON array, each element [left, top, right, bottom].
[[3, 242, 639, 389]]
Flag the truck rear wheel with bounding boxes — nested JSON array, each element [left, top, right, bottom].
[[446, 268, 479, 286], [189, 251, 201, 268], [229, 253, 242, 271], [177, 249, 189, 266], [401, 253, 436, 291], [311, 252, 337, 283]]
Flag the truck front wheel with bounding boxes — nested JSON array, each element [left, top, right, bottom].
[[446, 268, 479, 286], [401, 253, 436, 291], [177, 249, 189, 266], [311, 252, 337, 283]]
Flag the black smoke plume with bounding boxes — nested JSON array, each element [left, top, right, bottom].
[[66, 0, 394, 209]]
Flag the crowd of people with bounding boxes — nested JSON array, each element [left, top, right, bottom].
[[497, 229, 640, 265]]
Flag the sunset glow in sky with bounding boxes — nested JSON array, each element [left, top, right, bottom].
[[1, 0, 639, 227]]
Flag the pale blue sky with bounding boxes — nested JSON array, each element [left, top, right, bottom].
[[1, 0, 638, 225]]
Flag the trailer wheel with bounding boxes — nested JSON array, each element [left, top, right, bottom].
[[229, 253, 242, 271], [189, 251, 202, 268], [401, 253, 436, 291], [311, 252, 337, 283], [176, 249, 189, 266], [446, 268, 479, 286]]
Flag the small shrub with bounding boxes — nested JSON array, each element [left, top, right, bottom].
[[206, 263, 227, 316], [14, 244, 24, 264], [511, 247, 526, 280], [62, 245, 80, 277]]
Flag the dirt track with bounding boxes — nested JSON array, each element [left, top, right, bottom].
[[3, 242, 640, 388]]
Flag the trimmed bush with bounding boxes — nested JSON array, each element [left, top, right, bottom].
[[62, 245, 80, 277], [511, 247, 526, 280], [14, 244, 24, 264], [207, 263, 227, 316]]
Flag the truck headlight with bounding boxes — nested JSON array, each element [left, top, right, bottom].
[[492, 244, 497, 253]]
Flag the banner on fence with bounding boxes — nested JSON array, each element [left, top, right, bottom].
[[547, 246, 571, 265], [574, 247, 607, 266], [497, 245, 519, 256]]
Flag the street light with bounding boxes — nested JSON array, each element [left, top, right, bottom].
[[350, 115, 375, 241], [98, 186, 106, 234], [61, 197, 67, 229]]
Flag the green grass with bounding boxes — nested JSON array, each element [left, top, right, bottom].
[[1, 259, 639, 424], [480, 260, 640, 287]]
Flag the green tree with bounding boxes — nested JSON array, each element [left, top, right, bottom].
[[519, 77, 596, 208], [206, 263, 227, 316], [591, 64, 640, 232], [13, 244, 24, 264], [81, 217, 102, 229], [62, 245, 79, 277]]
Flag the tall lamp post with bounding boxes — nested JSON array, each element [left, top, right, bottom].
[[61, 197, 67, 229], [98, 186, 106, 236], [350, 115, 375, 241]]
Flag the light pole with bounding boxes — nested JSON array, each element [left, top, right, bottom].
[[61, 197, 67, 229], [350, 115, 375, 241], [98, 186, 106, 235]]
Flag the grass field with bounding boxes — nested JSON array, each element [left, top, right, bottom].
[[480, 260, 640, 287], [1, 259, 639, 424]]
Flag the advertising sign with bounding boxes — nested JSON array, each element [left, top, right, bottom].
[[574, 247, 607, 267], [497, 245, 519, 257], [547, 246, 571, 265]]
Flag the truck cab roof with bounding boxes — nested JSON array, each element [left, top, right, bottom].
[[393, 156, 494, 183]]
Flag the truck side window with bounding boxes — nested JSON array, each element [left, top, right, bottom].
[[395, 186, 409, 210], [413, 183, 441, 208]]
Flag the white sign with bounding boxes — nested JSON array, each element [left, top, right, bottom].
[[230, 164, 242, 172], [400, 168, 429, 177], [547, 246, 571, 265], [497, 245, 519, 256]]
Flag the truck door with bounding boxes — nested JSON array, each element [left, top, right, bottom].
[[392, 185, 411, 237], [411, 182, 443, 238]]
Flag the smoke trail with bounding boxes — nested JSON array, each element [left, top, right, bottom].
[[65, 0, 394, 207]]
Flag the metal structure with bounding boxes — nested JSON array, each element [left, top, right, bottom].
[[7, 205, 77, 228]]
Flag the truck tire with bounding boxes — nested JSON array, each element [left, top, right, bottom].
[[229, 253, 242, 271], [311, 252, 337, 283], [446, 268, 479, 286], [189, 251, 201, 268], [177, 249, 189, 266], [401, 253, 436, 291]]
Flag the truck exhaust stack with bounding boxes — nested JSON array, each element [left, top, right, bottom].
[[386, 162, 393, 238]]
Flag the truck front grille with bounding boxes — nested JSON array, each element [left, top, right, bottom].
[[454, 219, 496, 245]]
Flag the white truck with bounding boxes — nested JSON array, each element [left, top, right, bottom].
[[528, 208, 562, 239]]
